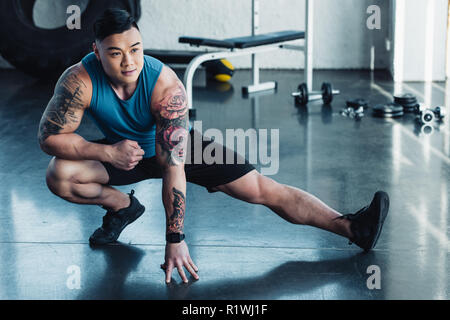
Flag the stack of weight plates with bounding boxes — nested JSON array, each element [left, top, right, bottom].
[[372, 103, 404, 118], [346, 98, 369, 109], [393, 93, 419, 112]]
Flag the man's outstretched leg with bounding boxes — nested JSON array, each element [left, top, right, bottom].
[[212, 170, 389, 251]]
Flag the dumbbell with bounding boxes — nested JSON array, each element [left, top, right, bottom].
[[433, 106, 446, 120], [418, 109, 435, 124], [341, 106, 364, 119], [292, 82, 340, 105], [416, 104, 446, 123]]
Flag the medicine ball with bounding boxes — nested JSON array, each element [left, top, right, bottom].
[[204, 59, 234, 82]]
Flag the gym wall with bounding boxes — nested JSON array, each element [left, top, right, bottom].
[[1, 0, 447, 79], [389, 0, 448, 82], [0, 0, 390, 71], [139, 0, 390, 70]]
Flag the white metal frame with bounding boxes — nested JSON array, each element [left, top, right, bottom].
[[183, 0, 314, 110]]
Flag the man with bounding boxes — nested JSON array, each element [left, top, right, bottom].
[[38, 9, 389, 284]]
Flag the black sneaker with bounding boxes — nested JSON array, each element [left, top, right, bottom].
[[335, 191, 389, 252], [89, 190, 145, 245]]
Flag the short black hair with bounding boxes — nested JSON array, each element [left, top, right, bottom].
[[93, 8, 139, 42]]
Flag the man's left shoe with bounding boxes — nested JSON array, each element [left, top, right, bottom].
[[89, 190, 145, 245], [335, 191, 389, 252]]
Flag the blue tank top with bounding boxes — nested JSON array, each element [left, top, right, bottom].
[[82, 52, 163, 158]]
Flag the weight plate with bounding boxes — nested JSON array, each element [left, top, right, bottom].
[[394, 98, 417, 104], [372, 109, 403, 115], [394, 93, 416, 99], [346, 98, 368, 109], [394, 93, 417, 105], [373, 103, 403, 114], [372, 110, 404, 118], [401, 102, 419, 107], [421, 110, 435, 123], [434, 106, 446, 118], [322, 82, 333, 104], [395, 99, 418, 107], [296, 83, 308, 105], [403, 103, 419, 113]]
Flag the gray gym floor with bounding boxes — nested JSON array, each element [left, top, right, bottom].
[[0, 67, 448, 300]]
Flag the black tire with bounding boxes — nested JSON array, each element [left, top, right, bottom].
[[0, 0, 141, 79]]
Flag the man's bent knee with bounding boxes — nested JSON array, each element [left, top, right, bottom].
[[46, 158, 75, 198], [45, 157, 109, 197]]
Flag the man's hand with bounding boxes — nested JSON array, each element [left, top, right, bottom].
[[107, 139, 145, 171], [161, 241, 199, 283]]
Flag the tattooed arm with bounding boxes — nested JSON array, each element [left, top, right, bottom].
[[154, 82, 189, 235], [152, 67, 198, 283], [38, 64, 110, 162]]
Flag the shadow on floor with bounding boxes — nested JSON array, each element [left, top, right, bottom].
[[77, 243, 384, 300]]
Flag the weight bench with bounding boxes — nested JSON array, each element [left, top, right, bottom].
[[179, 30, 305, 49], [180, 30, 305, 113], [178, 0, 315, 116]]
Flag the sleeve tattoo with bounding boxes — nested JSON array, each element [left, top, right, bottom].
[[167, 187, 186, 234], [38, 70, 87, 144], [155, 84, 189, 166]]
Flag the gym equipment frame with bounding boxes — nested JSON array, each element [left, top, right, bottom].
[[179, 0, 315, 114]]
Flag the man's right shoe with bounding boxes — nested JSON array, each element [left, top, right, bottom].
[[89, 190, 145, 245], [335, 191, 390, 252]]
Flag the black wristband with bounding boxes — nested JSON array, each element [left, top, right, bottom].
[[166, 233, 185, 243]]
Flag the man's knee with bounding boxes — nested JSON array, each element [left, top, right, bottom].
[[245, 174, 267, 204], [46, 157, 109, 198], [46, 158, 80, 198], [255, 174, 282, 205], [218, 171, 271, 205], [243, 173, 284, 206]]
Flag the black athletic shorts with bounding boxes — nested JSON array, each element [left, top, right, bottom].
[[93, 129, 256, 193]]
